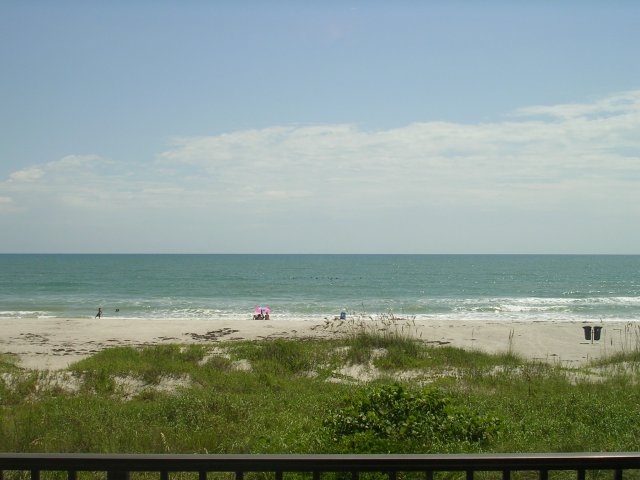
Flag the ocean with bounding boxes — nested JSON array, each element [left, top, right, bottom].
[[1, 254, 639, 323]]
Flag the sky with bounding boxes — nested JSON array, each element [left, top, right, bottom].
[[1, 1, 639, 254]]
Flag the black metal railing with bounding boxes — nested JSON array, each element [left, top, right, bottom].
[[1, 453, 640, 480]]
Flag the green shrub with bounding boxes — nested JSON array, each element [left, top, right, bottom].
[[71, 345, 206, 384], [323, 384, 500, 453], [232, 339, 314, 375], [335, 316, 422, 367]]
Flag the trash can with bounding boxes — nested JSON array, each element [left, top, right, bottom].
[[583, 326, 592, 341], [593, 326, 602, 341]]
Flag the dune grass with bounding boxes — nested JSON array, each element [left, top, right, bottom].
[[1, 321, 640, 454]]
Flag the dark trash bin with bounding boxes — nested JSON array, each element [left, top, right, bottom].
[[583, 326, 592, 341], [593, 326, 602, 341]]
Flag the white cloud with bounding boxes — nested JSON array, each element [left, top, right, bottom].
[[514, 89, 640, 120], [9, 167, 44, 182], [1, 89, 639, 252], [47, 154, 103, 170], [156, 90, 640, 213], [0, 195, 15, 213]]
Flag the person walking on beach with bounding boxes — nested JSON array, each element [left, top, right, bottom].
[[95, 308, 102, 319]]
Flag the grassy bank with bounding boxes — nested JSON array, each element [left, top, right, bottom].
[[1, 320, 640, 454]]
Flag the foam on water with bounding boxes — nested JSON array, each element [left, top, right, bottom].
[[1, 254, 639, 322]]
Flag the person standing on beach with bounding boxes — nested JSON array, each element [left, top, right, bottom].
[[95, 308, 102, 319]]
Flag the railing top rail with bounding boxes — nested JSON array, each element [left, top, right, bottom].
[[1, 453, 640, 472]]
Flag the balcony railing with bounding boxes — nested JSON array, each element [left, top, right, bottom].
[[1, 453, 640, 480]]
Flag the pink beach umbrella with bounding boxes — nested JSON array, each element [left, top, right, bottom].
[[254, 306, 271, 314]]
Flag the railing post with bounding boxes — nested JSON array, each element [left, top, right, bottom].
[[107, 470, 130, 480], [467, 470, 473, 480], [540, 469, 548, 480], [577, 470, 586, 480], [235, 470, 244, 480], [614, 469, 623, 480]]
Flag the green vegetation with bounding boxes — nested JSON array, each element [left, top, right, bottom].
[[324, 384, 500, 453], [1, 320, 640, 454]]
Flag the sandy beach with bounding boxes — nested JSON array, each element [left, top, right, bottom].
[[1, 317, 638, 370]]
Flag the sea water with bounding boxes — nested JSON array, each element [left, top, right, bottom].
[[1, 254, 639, 322]]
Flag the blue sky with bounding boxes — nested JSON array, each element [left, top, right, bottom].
[[1, 1, 639, 253]]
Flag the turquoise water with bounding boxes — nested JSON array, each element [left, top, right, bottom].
[[1, 254, 639, 322]]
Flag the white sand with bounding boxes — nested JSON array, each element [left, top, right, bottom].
[[1, 317, 638, 370]]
